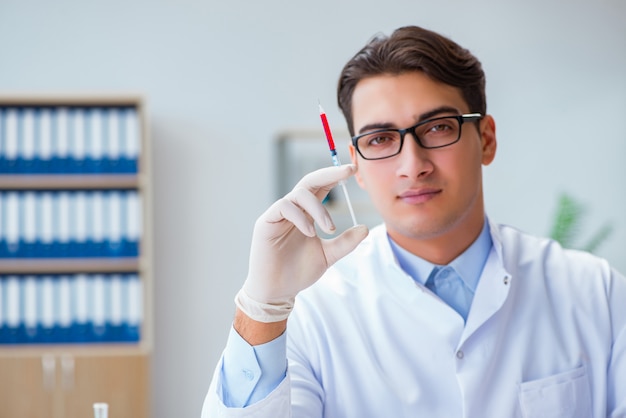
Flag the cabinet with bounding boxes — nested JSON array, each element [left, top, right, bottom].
[[0, 95, 152, 417], [0, 351, 148, 418]]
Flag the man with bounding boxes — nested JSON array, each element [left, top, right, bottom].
[[202, 26, 626, 417]]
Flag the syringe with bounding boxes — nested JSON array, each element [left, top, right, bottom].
[[318, 103, 358, 227]]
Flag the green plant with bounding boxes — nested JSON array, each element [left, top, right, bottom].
[[549, 192, 613, 253]]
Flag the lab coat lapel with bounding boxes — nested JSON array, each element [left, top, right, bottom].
[[459, 221, 512, 346]]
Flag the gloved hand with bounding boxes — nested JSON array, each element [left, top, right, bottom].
[[235, 164, 369, 323]]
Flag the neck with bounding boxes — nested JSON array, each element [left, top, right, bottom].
[[389, 210, 486, 266]]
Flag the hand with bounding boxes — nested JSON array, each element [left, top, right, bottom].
[[236, 164, 369, 322]]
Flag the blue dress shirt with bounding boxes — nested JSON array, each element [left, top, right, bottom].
[[388, 219, 492, 322]]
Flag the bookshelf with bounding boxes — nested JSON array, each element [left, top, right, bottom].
[[0, 95, 152, 418]]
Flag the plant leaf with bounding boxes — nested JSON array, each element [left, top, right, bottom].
[[549, 193, 584, 248], [583, 223, 613, 253]]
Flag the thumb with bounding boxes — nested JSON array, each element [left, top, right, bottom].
[[323, 225, 369, 266]]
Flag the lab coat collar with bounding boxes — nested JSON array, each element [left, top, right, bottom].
[[368, 218, 512, 347]]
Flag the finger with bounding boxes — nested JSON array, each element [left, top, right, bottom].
[[294, 164, 357, 201], [265, 187, 335, 236], [260, 165, 357, 236], [272, 197, 317, 237], [322, 225, 369, 266], [288, 187, 335, 234]]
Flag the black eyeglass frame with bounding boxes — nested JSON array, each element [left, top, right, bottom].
[[351, 113, 483, 160]]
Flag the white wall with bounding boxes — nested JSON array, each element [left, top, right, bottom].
[[1, 0, 624, 416]]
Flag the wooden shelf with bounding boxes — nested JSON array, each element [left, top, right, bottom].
[[0, 257, 140, 274], [0, 94, 144, 107], [0, 343, 150, 357], [0, 174, 141, 190]]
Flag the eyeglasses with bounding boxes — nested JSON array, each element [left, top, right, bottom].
[[352, 113, 483, 160]]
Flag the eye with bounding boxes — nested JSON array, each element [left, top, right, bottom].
[[362, 131, 399, 147], [428, 121, 455, 133], [417, 118, 459, 140], [368, 134, 393, 145]]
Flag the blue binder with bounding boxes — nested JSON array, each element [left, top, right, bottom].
[[36, 107, 54, 174], [72, 274, 91, 343], [3, 108, 19, 173], [51, 107, 71, 173], [124, 274, 141, 342], [37, 275, 56, 343], [0, 108, 6, 173], [18, 108, 37, 174], [0, 277, 5, 342], [3, 192, 21, 258], [119, 107, 139, 173]]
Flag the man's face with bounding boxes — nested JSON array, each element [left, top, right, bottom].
[[349, 72, 496, 256]]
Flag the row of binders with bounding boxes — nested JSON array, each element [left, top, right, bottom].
[[0, 273, 142, 344], [0, 105, 140, 174], [0, 190, 141, 258]]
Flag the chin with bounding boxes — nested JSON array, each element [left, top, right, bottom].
[[386, 216, 447, 241]]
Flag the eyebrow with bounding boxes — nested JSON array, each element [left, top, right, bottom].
[[356, 105, 462, 135]]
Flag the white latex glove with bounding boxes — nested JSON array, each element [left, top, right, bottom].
[[236, 164, 369, 322]]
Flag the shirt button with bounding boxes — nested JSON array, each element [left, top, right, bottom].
[[456, 350, 464, 360], [439, 269, 450, 278], [242, 369, 255, 381]]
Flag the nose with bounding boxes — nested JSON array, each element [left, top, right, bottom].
[[395, 133, 434, 179]]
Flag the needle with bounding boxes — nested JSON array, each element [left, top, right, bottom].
[[318, 102, 358, 227]]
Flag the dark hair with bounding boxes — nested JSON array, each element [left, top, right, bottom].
[[337, 26, 486, 136]]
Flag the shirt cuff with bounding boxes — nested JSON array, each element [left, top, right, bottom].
[[221, 325, 287, 407]]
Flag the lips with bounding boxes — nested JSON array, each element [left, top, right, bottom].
[[398, 188, 442, 204]]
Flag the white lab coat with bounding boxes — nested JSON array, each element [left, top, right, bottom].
[[203, 220, 626, 417]]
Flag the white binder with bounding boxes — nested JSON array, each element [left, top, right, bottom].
[[0, 109, 4, 161], [55, 107, 70, 163], [0, 193, 3, 247], [57, 192, 71, 245], [39, 108, 53, 163], [0, 277, 4, 332], [39, 192, 54, 247], [23, 275, 38, 338], [108, 109, 121, 162], [108, 191, 122, 246], [71, 108, 86, 162], [21, 108, 36, 163], [90, 108, 104, 167], [126, 191, 141, 243], [127, 274, 142, 329], [40, 276, 55, 332], [5, 192, 20, 250], [124, 108, 140, 161], [91, 274, 107, 337], [73, 191, 88, 245], [5, 276, 20, 331], [23, 192, 38, 246], [109, 274, 123, 327], [74, 274, 89, 326], [57, 275, 72, 331], [91, 192, 105, 248], [4, 108, 18, 161]]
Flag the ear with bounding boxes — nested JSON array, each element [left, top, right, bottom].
[[348, 144, 365, 188], [480, 115, 497, 166]]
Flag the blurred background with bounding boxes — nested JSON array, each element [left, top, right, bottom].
[[1, 0, 624, 416]]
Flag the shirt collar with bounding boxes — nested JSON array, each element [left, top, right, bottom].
[[387, 218, 493, 292]]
